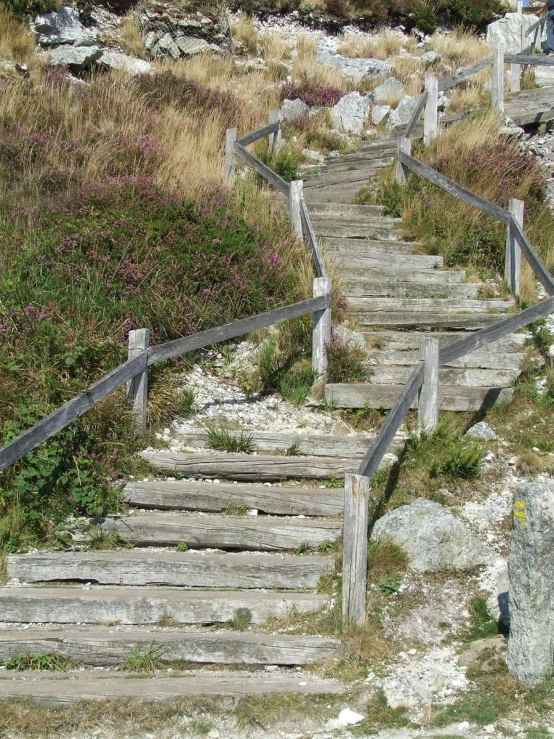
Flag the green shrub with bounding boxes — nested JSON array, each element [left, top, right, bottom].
[[407, 420, 485, 481], [1, 0, 55, 17], [463, 596, 498, 641], [413, 1, 437, 33], [4, 652, 71, 671], [206, 427, 255, 454], [326, 334, 368, 384]]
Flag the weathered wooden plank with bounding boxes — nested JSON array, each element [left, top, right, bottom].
[[290, 180, 303, 241], [224, 128, 237, 183], [344, 280, 481, 299], [316, 224, 404, 240], [307, 203, 385, 217], [127, 328, 149, 435], [0, 587, 331, 625], [348, 297, 513, 313], [399, 151, 509, 224], [300, 199, 326, 278], [342, 474, 369, 626], [141, 451, 374, 481], [505, 54, 554, 66], [373, 349, 524, 370], [424, 74, 439, 145], [147, 295, 329, 365], [235, 143, 290, 196], [440, 296, 554, 365], [327, 382, 514, 412], [492, 44, 505, 113], [304, 157, 394, 178], [170, 431, 390, 459], [345, 268, 465, 284], [311, 215, 402, 229], [357, 364, 424, 478], [0, 354, 146, 474], [404, 92, 427, 138], [0, 672, 345, 705], [333, 253, 443, 270], [125, 480, 345, 516], [511, 217, 554, 296], [312, 276, 331, 385], [362, 330, 527, 352], [353, 311, 511, 330], [100, 513, 342, 551], [324, 238, 416, 254], [525, 16, 544, 37], [418, 336, 440, 432], [438, 57, 493, 92], [0, 628, 340, 666], [237, 121, 280, 147], [369, 365, 520, 387], [7, 551, 334, 590]]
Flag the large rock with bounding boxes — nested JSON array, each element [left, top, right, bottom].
[[372, 104, 391, 126], [48, 45, 103, 72], [33, 5, 96, 46], [331, 92, 370, 134], [372, 498, 494, 572], [387, 95, 419, 129], [486, 12, 543, 54], [97, 50, 153, 75], [282, 98, 309, 122], [316, 46, 391, 83], [372, 77, 404, 103], [137, 1, 231, 60]]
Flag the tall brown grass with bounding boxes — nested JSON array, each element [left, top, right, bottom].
[[0, 7, 36, 65]]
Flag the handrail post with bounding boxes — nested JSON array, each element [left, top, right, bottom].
[[517, 0, 523, 13], [290, 180, 303, 241], [506, 198, 524, 297], [511, 61, 521, 92], [312, 276, 331, 389], [423, 75, 439, 145], [127, 328, 150, 435], [492, 45, 505, 113], [224, 128, 237, 184], [396, 137, 411, 185], [269, 109, 282, 157], [342, 472, 369, 627], [418, 336, 440, 433]]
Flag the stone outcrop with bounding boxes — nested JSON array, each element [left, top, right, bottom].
[[371, 77, 404, 103], [331, 92, 370, 134], [137, 1, 232, 59], [48, 45, 103, 72], [316, 44, 391, 83], [372, 498, 494, 572], [33, 6, 97, 46], [486, 12, 544, 54], [387, 95, 419, 128]]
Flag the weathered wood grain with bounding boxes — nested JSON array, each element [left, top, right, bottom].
[[403, 93, 427, 138], [349, 297, 513, 313], [326, 382, 514, 412], [0, 354, 146, 473], [169, 430, 390, 459], [504, 86, 554, 125], [237, 121, 280, 147], [269, 110, 282, 156], [492, 44, 505, 113], [357, 364, 424, 478], [127, 328, 149, 435], [124, 480, 346, 515], [505, 54, 554, 66], [342, 474, 369, 626], [361, 330, 527, 352], [353, 310, 510, 331], [369, 365, 520, 387], [424, 74, 438, 145], [506, 199, 524, 296], [511, 216, 554, 296], [307, 203, 385, 217], [7, 550, 334, 589], [345, 268, 465, 284], [0, 671, 344, 705], [438, 57, 493, 92], [332, 253, 443, 270], [399, 151, 509, 224], [148, 295, 329, 365], [0, 628, 340, 666], [300, 199, 326, 278], [324, 238, 416, 255], [418, 336, 440, 432], [373, 349, 524, 370], [0, 587, 331, 625], [235, 143, 290, 195], [344, 279, 481, 299], [140, 451, 369, 481], [290, 180, 303, 241], [312, 276, 331, 383], [100, 513, 342, 550], [440, 296, 554, 365]]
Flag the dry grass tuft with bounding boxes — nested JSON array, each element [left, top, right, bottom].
[[338, 30, 416, 60], [0, 7, 36, 66], [341, 622, 388, 663], [427, 29, 490, 69], [231, 12, 258, 54], [117, 15, 147, 59]]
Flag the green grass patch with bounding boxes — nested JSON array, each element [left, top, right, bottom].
[[4, 652, 71, 671], [206, 427, 254, 454], [123, 644, 164, 673]]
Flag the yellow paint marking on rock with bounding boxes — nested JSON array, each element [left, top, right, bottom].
[[514, 500, 527, 527]]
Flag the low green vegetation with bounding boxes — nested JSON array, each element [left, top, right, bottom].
[[124, 644, 164, 673], [206, 427, 254, 454], [4, 652, 71, 671], [462, 596, 499, 641], [326, 334, 369, 384]]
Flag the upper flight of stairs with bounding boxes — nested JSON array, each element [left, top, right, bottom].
[[302, 133, 527, 412]]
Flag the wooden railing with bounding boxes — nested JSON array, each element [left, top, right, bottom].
[[225, 111, 327, 279], [0, 116, 336, 475], [343, 41, 554, 626]]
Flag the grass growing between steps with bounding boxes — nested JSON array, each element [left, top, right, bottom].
[[358, 111, 554, 304]]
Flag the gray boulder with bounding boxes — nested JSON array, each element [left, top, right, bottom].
[[467, 421, 497, 441], [372, 498, 494, 572], [33, 6, 95, 46], [487, 13, 542, 54], [331, 92, 370, 135], [333, 324, 366, 352], [387, 95, 419, 129], [372, 77, 404, 103], [421, 50, 441, 64], [371, 104, 391, 126], [316, 46, 391, 83], [97, 51, 153, 75], [282, 98, 309, 122], [48, 45, 103, 72]]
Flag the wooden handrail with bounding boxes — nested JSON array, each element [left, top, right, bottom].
[[300, 199, 326, 278], [237, 121, 280, 147], [0, 295, 330, 474], [234, 143, 290, 196]]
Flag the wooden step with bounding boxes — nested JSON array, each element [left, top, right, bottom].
[[312, 218, 403, 240], [325, 383, 514, 411], [368, 365, 520, 387], [323, 238, 417, 255], [7, 550, 335, 589], [169, 430, 386, 460], [140, 451, 391, 481], [0, 587, 331, 625], [0, 627, 340, 666], [304, 160, 393, 184], [344, 279, 482, 299], [362, 330, 528, 353], [345, 268, 465, 284], [307, 203, 385, 217], [332, 253, 443, 270], [100, 513, 342, 551], [303, 183, 372, 204], [0, 670, 344, 705], [354, 312, 512, 330], [350, 297, 514, 314], [125, 480, 345, 516], [373, 349, 524, 370]]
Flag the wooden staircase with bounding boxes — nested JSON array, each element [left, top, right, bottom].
[[303, 133, 527, 412]]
